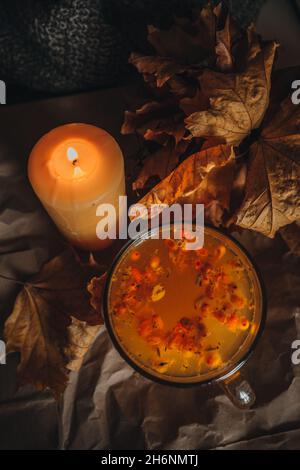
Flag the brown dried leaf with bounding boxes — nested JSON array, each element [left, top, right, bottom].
[[133, 141, 188, 191], [121, 100, 185, 145], [87, 274, 106, 315], [185, 29, 278, 145], [235, 98, 300, 237], [129, 53, 186, 88], [216, 15, 234, 72], [147, 4, 216, 65], [137, 145, 235, 225], [4, 250, 102, 397], [280, 222, 300, 257], [66, 317, 101, 372], [179, 88, 209, 116]]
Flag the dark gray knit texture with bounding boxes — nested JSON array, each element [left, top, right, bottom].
[[0, 0, 266, 93]]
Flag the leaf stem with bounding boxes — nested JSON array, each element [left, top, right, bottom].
[[0, 273, 87, 292], [0, 273, 28, 286]]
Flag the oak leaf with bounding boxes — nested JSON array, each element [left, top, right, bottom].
[[235, 98, 300, 237]]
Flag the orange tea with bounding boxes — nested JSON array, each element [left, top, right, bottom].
[[106, 226, 263, 384]]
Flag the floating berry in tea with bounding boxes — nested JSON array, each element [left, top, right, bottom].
[[108, 227, 260, 380]]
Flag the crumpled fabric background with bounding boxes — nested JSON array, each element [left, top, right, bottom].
[[59, 233, 300, 450], [0, 59, 300, 449]]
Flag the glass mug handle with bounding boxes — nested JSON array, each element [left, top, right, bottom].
[[219, 371, 256, 409]]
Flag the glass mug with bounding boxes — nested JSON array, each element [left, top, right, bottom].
[[102, 225, 266, 409]]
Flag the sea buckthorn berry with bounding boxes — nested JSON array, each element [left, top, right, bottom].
[[152, 314, 164, 330], [144, 267, 157, 283], [179, 317, 194, 331], [131, 266, 143, 283], [130, 250, 141, 262], [205, 351, 222, 369], [150, 255, 160, 270], [197, 322, 207, 337], [128, 281, 138, 292], [226, 313, 239, 332], [213, 310, 226, 324], [164, 239, 177, 251], [138, 319, 153, 338], [194, 259, 202, 270], [114, 303, 127, 316], [230, 294, 246, 309], [220, 274, 231, 285], [239, 316, 250, 331], [197, 248, 208, 257], [200, 302, 210, 316], [122, 292, 137, 306]]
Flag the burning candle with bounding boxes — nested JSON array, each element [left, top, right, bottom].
[[28, 123, 125, 250]]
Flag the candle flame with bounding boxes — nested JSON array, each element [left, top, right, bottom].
[[67, 146, 78, 163]]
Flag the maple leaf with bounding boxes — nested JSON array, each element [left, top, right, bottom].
[[179, 88, 209, 116], [87, 274, 107, 315], [132, 140, 188, 191], [185, 28, 278, 145], [235, 98, 300, 237], [147, 4, 216, 66], [121, 100, 185, 146], [137, 145, 235, 226], [65, 317, 101, 372], [129, 52, 187, 88], [280, 222, 300, 258], [4, 250, 103, 397], [215, 14, 234, 72]]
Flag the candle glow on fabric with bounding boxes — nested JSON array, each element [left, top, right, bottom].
[[28, 123, 125, 250]]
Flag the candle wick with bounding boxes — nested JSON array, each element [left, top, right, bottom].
[[67, 146, 79, 165]]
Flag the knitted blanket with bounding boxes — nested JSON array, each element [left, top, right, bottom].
[[0, 0, 266, 93]]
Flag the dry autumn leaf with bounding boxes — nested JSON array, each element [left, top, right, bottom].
[[4, 250, 103, 397], [185, 28, 278, 145], [235, 98, 300, 237], [121, 100, 185, 146], [129, 52, 187, 89], [136, 145, 235, 226], [66, 317, 102, 372], [133, 140, 189, 191], [87, 274, 107, 314], [280, 222, 300, 258], [123, 5, 299, 241], [215, 14, 234, 72], [147, 4, 216, 65]]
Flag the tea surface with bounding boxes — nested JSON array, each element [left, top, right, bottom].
[[108, 228, 258, 381]]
